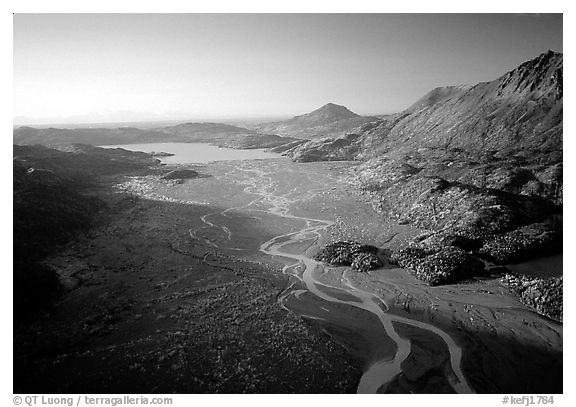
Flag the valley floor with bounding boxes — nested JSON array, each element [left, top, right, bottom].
[[14, 158, 562, 393]]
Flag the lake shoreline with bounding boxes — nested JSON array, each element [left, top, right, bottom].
[[100, 141, 282, 164]]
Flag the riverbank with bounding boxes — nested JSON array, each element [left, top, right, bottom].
[[14, 171, 362, 393], [15, 157, 563, 393]]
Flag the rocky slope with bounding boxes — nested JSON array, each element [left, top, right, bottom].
[[404, 85, 472, 113], [252, 103, 379, 139], [272, 133, 362, 162]]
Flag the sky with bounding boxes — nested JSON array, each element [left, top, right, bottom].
[[13, 13, 563, 125]]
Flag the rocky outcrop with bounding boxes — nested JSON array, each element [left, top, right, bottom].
[[351, 252, 384, 272], [388, 216, 562, 287], [149, 151, 175, 157], [282, 134, 361, 162], [314, 241, 383, 272], [161, 169, 200, 181], [477, 222, 562, 264], [390, 239, 486, 286], [500, 273, 562, 321]]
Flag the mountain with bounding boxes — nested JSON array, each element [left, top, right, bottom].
[[364, 50, 562, 155], [288, 103, 362, 126], [284, 51, 562, 171], [251, 103, 379, 139]]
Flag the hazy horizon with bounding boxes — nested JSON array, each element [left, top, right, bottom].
[[14, 13, 562, 126]]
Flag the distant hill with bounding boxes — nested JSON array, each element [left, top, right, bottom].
[[13, 126, 171, 146], [159, 122, 297, 149], [251, 103, 379, 139], [288, 103, 361, 126], [13, 122, 297, 150], [160, 122, 257, 137]]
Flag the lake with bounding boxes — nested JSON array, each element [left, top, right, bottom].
[[101, 142, 281, 164]]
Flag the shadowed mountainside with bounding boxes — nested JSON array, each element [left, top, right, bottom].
[[13, 144, 159, 322]]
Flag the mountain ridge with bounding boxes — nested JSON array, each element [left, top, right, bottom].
[[284, 51, 563, 162], [405, 85, 472, 113]]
